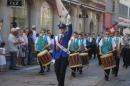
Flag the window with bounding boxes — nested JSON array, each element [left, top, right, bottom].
[[41, 2, 52, 32], [10, 0, 29, 29], [129, 8, 130, 19], [119, 3, 128, 18], [112, 1, 115, 12], [79, 11, 85, 33]]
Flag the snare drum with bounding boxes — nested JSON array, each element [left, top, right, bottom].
[[100, 53, 116, 70], [37, 50, 52, 66], [79, 53, 89, 67], [68, 53, 82, 68]]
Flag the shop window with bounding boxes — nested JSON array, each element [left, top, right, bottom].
[[10, 0, 29, 29], [41, 2, 52, 33]]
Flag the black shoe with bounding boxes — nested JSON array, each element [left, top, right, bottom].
[[105, 78, 108, 81], [9, 67, 13, 70], [22, 63, 26, 66], [13, 68, 20, 70], [123, 64, 125, 67], [41, 72, 45, 75], [125, 65, 128, 68], [79, 70, 82, 74], [39, 71, 42, 73], [28, 63, 34, 65], [115, 74, 118, 77], [71, 72, 76, 77]]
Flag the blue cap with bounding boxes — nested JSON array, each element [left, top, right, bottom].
[[58, 24, 66, 29], [0, 19, 3, 23]]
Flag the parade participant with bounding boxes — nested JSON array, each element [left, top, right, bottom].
[[53, 14, 72, 86], [121, 33, 130, 68], [35, 29, 51, 75], [78, 34, 88, 74], [96, 32, 103, 65], [92, 33, 97, 59], [112, 31, 121, 76], [68, 31, 79, 77], [86, 33, 93, 60], [99, 31, 116, 81]]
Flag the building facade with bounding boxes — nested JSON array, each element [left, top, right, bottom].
[[0, 0, 106, 53]]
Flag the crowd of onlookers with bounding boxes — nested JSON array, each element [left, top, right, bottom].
[[0, 25, 53, 73]]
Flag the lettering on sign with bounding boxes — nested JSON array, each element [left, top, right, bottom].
[[79, 15, 88, 18], [7, 1, 22, 6]]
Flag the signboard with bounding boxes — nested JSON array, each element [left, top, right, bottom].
[[7, 1, 22, 6], [79, 14, 88, 18]]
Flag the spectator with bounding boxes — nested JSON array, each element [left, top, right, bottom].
[[8, 28, 23, 70], [0, 42, 6, 73], [22, 28, 29, 65], [32, 25, 36, 42], [27, 30, 34, 65], [47, 30, 50, 33], [0, 19, 4, 46], [17, 30, 26, 67]]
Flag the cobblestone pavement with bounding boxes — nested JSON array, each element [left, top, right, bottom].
[[0, 58, 130, 86]]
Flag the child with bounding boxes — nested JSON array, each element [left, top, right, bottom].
[[0, 42, 6, 73]]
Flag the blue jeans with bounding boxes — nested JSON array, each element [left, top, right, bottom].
[[28, 48, 33, 64], [10, 51, 17, 69]]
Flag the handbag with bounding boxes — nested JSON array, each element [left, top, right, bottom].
[[22, 46, 27, 52]]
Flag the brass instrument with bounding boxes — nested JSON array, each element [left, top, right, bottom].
[[116, 43, 121, 58]]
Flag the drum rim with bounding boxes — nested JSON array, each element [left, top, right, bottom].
[[100, 53, 113, 58], [79, 53, 88, 56], [69, 53, 79, 56], [37, 50, 48, 57]]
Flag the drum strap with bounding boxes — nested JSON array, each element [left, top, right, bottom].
[[104, 38, 110, 52]]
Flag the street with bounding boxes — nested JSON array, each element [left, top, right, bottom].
[[0, 57, 130, 86]]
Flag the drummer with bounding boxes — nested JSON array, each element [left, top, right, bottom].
[[99, 31, 116, 81], [35, 29, 51, 75], [68, 31, 79, 77], [96, 32, 104, 65], [112, 31, 121, 77], [78, 34, 88, 74]]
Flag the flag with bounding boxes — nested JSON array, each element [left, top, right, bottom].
[[54, 0, 68, 18], [108, 26, 116, 34]]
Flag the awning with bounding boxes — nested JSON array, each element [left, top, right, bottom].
[[63, 0, 106, 13]]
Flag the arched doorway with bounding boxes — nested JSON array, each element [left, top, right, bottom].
[[89, 22, 94, 34], [10, 0, 30, 29], [40, 1, 53, 33]]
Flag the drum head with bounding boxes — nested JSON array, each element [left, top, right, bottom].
[[37, 50, 48, 57], [100, 53, 113, 58], [79, 53, 88, 56], [69, 53, 79, 56]]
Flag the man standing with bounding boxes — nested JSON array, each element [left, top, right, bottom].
[[86, 33, 93, 60], [8, 28, 23, 70], [96, 32, 103, 65], [112, 31, 121, 76], [99, 31, 116, 81], [22, 28, 29, 65], [53, 15, 72, 86], [35, 29, 51, 75]]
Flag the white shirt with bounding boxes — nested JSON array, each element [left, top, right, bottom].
[[32, 30, 36, 42], [87, 37, 92, 42], [19, 35, 25, 46], [22, 33, 28, 44], [68, 37, 78, 46], [78, 39, 86, 47], [35, 35, 51, 44], [8, 34, 18, 51], [99, 37, 116, 48]]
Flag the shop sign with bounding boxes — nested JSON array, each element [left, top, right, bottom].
[[79, 14, 88, 18], [7, 1, 22, 6]]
